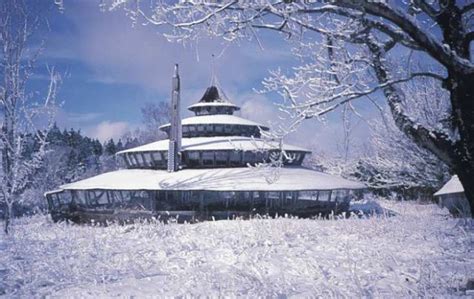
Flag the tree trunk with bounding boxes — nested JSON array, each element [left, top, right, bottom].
[[4, 203, 12, 234], [449, 72, 474, 217]]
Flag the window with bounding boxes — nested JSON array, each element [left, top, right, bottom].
[[189, 125, 196, 132], [318, 190, 331, 201], [224, 125, 232, 133], [298, 191, 318, 201], [215, 125, 224, 133], [57, 191, 73, 206], [187, 151, 200, 166], [128, 153, 138, 166], [267, 192, 280, 199], [332, 190, 349, 202], [135, 154, 145, 167], [243, 151, 256, 164], [290, 153, 300, 164], [152, 152, 162, 162], [95, 191, 109, 205], [197, 125, 205, 132], [202, 151, 214, 166], [143, 153, 154, 167], [255, 151, 264, 163], [230, 150, 241, 166], [215, 151, 228, 166], [188, 151, 200, 160], [182, 126, 189, 133]]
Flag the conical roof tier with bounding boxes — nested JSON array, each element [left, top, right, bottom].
[[187, 85, 240, 115]]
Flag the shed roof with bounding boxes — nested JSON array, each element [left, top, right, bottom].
[[434, 175, 464, 196], [58, 167, 365, 192], [116, 136, 310, 154]]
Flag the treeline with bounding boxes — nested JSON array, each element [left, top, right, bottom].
[[10, 123, 143, 215], [1, 101, 170, 218]]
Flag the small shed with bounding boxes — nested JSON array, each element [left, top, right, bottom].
[[434, 175, 470, 217]]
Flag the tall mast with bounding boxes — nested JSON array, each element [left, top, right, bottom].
[[168, 64, 181, 172]]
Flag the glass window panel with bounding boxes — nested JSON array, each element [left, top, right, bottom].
[[123, 155, 131, 167], [182, 126, 189, 133], [74, 191, 87, 205], [95, 191, 108, 205], [202, 151, 214, 165], [298, 191, 312, 200], [128, 153, 137, 166], [243, 151, 256, 164], [189, 125, 196, 132], [197, 125, 205, 131], [268, 192, 280, 199], [135, 153, 144, 166], [215, 125, 223, 132], [215, 151, 228, 166], [143, 153, 153, 167], [188, 151, 200, 160], [230, 151, 240, 161], [318, 190, 331, 201], [152, 152, 162, 161]]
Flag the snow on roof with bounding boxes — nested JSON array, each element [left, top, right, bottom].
[[59, 167, 365, 192], [433, 175, 464, 196], [187, 102, 240, 110], [159, 115, 268, 130], [117, 136, 311, 154], [44, 189, 64, 197]]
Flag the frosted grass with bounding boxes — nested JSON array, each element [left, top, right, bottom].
[[0, 200, 472, 297]]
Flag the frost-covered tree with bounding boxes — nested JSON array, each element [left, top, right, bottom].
[[355, 77, 450, 192], [107, 0, 474, 216], [0, 0, 59, 233], [141, 101, 170, 143], [120, 101, 170, 145]]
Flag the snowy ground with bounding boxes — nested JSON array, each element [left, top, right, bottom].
[[0, 200, 473, 297]]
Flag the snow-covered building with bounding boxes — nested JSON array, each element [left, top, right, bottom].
[[45, 65, 364, 223], [434, 175, 470, 216]]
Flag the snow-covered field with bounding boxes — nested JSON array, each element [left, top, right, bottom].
[[1, 200, 473, 297]]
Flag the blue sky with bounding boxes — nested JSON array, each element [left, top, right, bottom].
[[29, 0, 376, 154]]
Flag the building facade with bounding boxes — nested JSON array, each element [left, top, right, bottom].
[[45, 66, 364, 223]]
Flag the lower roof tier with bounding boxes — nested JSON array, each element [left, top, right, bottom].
[[58, 167, 365, 192]]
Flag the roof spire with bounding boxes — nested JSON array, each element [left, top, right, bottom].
[[210, 53, 217, 86]]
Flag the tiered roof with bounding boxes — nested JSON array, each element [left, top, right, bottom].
[[187, 86, 240, 113]]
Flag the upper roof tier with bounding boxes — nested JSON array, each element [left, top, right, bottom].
[[159, 114, 269, 138], [188, 86, 240, 116]]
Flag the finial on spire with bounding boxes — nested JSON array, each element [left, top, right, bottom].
[[174, 63, 179, 77]]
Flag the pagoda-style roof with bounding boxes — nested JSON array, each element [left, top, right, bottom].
[[159, 115, 269, 132], [59, 167, 365, 192], [188, 85, 240, 114], [117, 136, 310, 155], [198, 86, 225, 103]]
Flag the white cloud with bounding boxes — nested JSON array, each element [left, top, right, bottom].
[[86, 121, 130, 142]]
